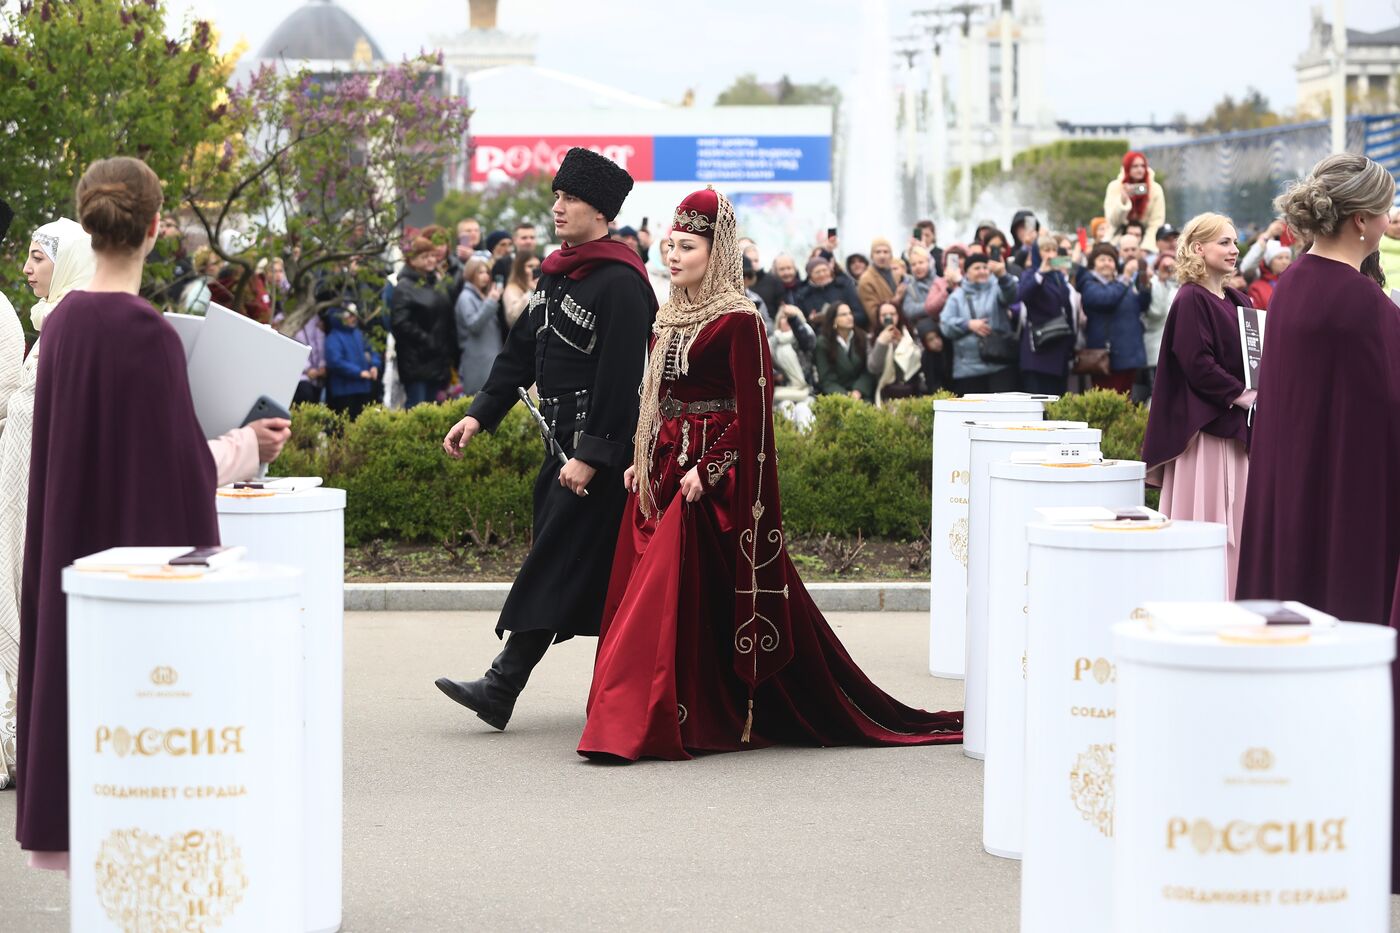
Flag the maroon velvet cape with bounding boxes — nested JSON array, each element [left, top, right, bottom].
[[16, 291, 220, 853], [1140, 282, 1252, 474], [1237, 254, 1400, 621], [1232, 255, 1400, 893], [578, 311, 962, 760]]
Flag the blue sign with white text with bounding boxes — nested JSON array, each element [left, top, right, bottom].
[[652, 135, 831, 183]]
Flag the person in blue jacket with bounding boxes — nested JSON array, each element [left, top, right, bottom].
[[324, 305, 381, 419], [1077, 242, 1149, 394]]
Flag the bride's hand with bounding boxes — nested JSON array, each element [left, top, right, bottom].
[[623, 465, 636, 492], [680, 466, 704, 502]]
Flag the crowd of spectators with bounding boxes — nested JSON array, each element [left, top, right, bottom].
[[138, 147, 1400, 421]]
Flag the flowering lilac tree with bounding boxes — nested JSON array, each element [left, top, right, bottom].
[[184, 54, 471, 331], [0, 0, 234, 315]]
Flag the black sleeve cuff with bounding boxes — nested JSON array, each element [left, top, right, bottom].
[[573, 432, 631, 470], [466, 392, 515, 433]]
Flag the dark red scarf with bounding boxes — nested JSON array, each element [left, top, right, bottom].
[[1122, 151, 1152, 223], [541, 235, 655, 306]]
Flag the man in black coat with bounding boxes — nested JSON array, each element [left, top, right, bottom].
[[435, 148, 657, 730]]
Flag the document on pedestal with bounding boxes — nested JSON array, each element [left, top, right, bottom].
[[1237, 305, 1266, 391], [183, 303, 309, 439], [72, 546, 247, 573], [218, 476, 325, 494]]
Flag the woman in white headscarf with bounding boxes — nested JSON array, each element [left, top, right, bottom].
[[0, 218, 96, 790], [0, 201, 23, 443]]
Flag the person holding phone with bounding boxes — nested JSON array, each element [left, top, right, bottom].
[[866, 301, 922, 405], [454, 258, 505, 394], [1104, 151, 1166, 246], [940, 252, 1019, 394], [502, 249, 540, 328], [1016, 233, 1076, 396], [1078, 242, 1149, 394], [1137, 253, 1179, 403]]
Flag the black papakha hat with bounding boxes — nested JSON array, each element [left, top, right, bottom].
[[552, 147, 634, 222], [0, 199, 11, 246]]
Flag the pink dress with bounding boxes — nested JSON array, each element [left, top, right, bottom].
[[1156, 430, 1249, 597]]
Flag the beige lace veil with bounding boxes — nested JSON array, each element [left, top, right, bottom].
[[634, 188, 754, 517]]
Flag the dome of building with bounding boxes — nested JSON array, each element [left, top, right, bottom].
[[257, 0, 384, 63]]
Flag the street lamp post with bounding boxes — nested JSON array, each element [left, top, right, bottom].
[[958, 11, 974, 214], [999, 0, 1013, 172], [1331, 0, 1347, 152]]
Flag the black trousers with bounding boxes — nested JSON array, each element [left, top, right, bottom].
[[1020, 369, 1067, 396], [327, 392, 372, 420]]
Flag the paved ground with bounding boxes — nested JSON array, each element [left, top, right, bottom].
[[4, 611, 1397, 931]]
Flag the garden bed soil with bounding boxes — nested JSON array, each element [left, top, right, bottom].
[[347, 534, 929, 584]]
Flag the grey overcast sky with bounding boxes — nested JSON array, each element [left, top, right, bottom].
[[170, 0, 1400, 124]]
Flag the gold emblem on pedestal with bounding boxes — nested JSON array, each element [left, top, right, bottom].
[[948, 518, 969, 568], [95, 828, 248, 932], [1242, 747, 1274, 771], [149, 666, 178, 686], [1069, 743, 1115, 838]]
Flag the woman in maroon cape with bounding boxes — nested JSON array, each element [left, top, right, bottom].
[[577, 189, 961, 761], [1140, 213, 1253, 596], [16, 158, 222, 868], [1232, 154, 1400, 893], [1237, 154, 1400, 624]]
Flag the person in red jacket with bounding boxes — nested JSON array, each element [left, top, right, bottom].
[[1245, 240, 1292, 309]]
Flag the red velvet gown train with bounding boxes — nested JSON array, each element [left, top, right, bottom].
[[578, 311, 962, 760]]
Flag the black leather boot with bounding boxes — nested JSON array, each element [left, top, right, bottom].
[[436, 629, 553, 730]]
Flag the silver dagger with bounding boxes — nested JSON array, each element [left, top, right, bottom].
[[517, 388, 588, 496]]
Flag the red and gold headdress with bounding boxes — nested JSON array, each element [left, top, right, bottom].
[[671, 188, 719, 239]]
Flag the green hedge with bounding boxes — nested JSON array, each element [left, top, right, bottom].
[[275, 390, 1149, 545]]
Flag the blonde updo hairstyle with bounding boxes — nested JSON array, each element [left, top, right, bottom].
[[1275, 153, 1396, 240], [76, 157, 163, 254], [1174, 212, 1236, 287]]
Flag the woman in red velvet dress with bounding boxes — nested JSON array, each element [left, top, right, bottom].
[[578, 189, 962, 761]]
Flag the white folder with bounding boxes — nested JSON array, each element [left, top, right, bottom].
[[179, 303, 309, 439]]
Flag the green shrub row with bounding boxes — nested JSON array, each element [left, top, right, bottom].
[[274, 390, 1150, 545]]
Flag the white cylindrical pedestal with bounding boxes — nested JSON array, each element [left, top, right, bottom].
[[929, 394, 1056, 679], [1113, 613, 1395, 932], [218, 487, 346, 933], [66, 562, 305, 933], [982, 460, 1145, 859], [1020, 521, 1227, 932], [964, 421, 1093, 759]]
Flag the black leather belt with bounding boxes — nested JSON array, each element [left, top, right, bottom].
[[659, 396, 737, 419]]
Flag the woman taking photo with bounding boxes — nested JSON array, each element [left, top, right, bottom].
[[1016, 234, 1075, 396], [1238, 153, 1400, 629], [577, 188, 960, 761], [454, 258, 505, 395], [940, 252, 1018, 395], [501, 249, 540, 329], [1104, 151, 1166, 245], [1078, 243, 1148, 395], [866, 300, 922, 405], [814, 302, 876, 400], [1141, 213, 1251, 594]]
